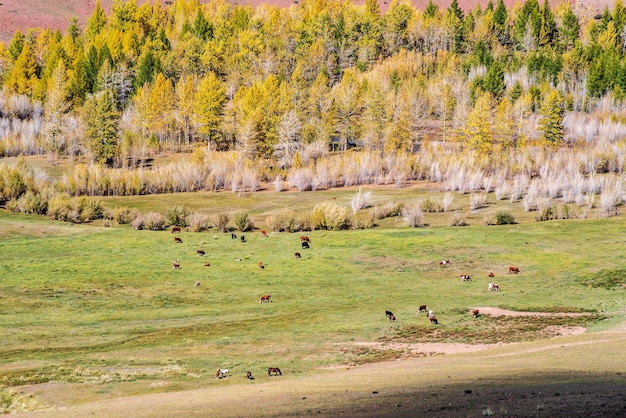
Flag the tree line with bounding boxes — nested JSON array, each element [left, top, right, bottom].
[[0, 0, 625, 212]]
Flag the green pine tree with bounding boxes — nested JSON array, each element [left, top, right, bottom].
[[538, 89, 564, 147]]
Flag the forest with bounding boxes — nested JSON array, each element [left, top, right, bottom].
[[0, 0, 624, 222]]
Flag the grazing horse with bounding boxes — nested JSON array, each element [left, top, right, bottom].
[[418, 305, 427, 313], [294, 252, 301, 258], [460, 274, 471, 282], [240, 235, 246, 243], [488, 283, 500, 292], [247, 371, 254, 380], [261, 230, 268, 237], [301, 241, 310, 249], [509, 266, 521, 274], [231, 232, 237, 239], [429, 316, 438, 324], [439, 259, 450, 266], [197, 249, 206, 256], [259, 294, 272, 303], [172, 260, 180, 270], [267, 367, 282, 376], [216, 368, 229, 379], [472, 309, 480, 318], [488, 272, 495, 278], [171, 226, 181, 233], [258, 261, 265, 269], [174, 237, 183, 243], [300, 236, 310, 243]]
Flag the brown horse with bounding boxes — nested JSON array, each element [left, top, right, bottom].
[[268, 367, 282, 376]]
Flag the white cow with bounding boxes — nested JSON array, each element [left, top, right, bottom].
[[488, 283, 500, 292]]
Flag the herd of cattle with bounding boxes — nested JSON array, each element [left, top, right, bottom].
[[169, 226, 522, 380], [385, 260, 521, 326], [169, 227, 313, 381]]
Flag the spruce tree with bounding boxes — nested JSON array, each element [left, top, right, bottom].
[[538, 89, 564, 147]]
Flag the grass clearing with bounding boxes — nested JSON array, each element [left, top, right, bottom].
[[1, 190, 625, 415]]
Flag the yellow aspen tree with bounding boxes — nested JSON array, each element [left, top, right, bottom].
[[493, 97, 516, 150], [462, 91, 493, 155], [6, 44, 39, 96], [175, 74, 196, 147], [43, 60, 70, 157], [148, 73, 176, 149], [194, 71, 226, 151]]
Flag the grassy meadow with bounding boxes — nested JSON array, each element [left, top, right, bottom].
[[1, 184, 625, 414]]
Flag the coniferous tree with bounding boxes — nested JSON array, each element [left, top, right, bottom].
[[8, 30, 25, 62], [83, 89, 121, 166], [538, 89, 564, 147], [484, 60, 505, 99]]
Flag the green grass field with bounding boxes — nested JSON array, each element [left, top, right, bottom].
[[1, 187, 625, 415]]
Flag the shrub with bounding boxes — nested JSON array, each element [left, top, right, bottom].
[[234, 213, 254, 232], [373, 201, 404, 219], [351, 211, 375, 229], [484, 214, 496, 225], [449, 212, 467, 226], [311, 202, 350, 230], [266, 209, 306, 232], [402, 203, 425, 227], [214, 213, 230, 232], [166, 206, 189, 227], [351, 187, 373, 214], [131, 214, 145, 230], [142, 212, 166, 230], [421, 197, 443, 213], [113, 207, 136, 225], [16, 190, 48, 215], [535, 206, 555, 222], [469, 193, 487, 210], [77, 197, 104, 222], [495, 211, 516, 225], [187, 212, 210, 232]]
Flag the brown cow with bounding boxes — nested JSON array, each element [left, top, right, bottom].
[[259, 294, 272, 303], [418, 305, 427, 313], [261, 230, 268, 237], [294, 252, 301, 258], [509, 266, 521, 274], [300, 236, 310, 243], [429, 316, 438, 324], [174, 237, 183, 243], [197, 249, 206, 256], [488, 272, 495, 278], [171, 226, 181, 233], [472, 309, 480, 318], [258, 261, 265, 269], [246, 371, 254, 380], [204, 263, 211, 267]]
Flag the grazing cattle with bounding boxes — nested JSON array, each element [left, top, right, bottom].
[[439, 259, 450, 266], [418, 305, 427, 313], [427, 310, 434, 319], [488, 272, 495, 278], [301, 241, 310, 249], [488, 283, 500, 292], [216, 368, 229, 379], [294, 252, 301, 258], [472, 309, 480, 318], [240, 235, 246, 243], [429, 316, 438, 324], [231, 233, 237, 239], [385, 310, 396, 321], [204, 263, 211, 267], [174, 237, 183, 243], [236, 257, 242, 262], [171, 226, 181, 233], [259, 294, 272, 303], [195, 281, 201, 287], [267, 367, 282, 376], [509, 266, 521, 274], [247, 371, 254, 380], [172, 260, 180, 270], [460, 274, 471, 282], [300, 236, 311, 243], [258, 261, 265, 269], [197, 249, 206, 256], [261, 230, 268, 237]]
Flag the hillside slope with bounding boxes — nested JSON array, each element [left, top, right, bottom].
[[0, 0, 615, 44]]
